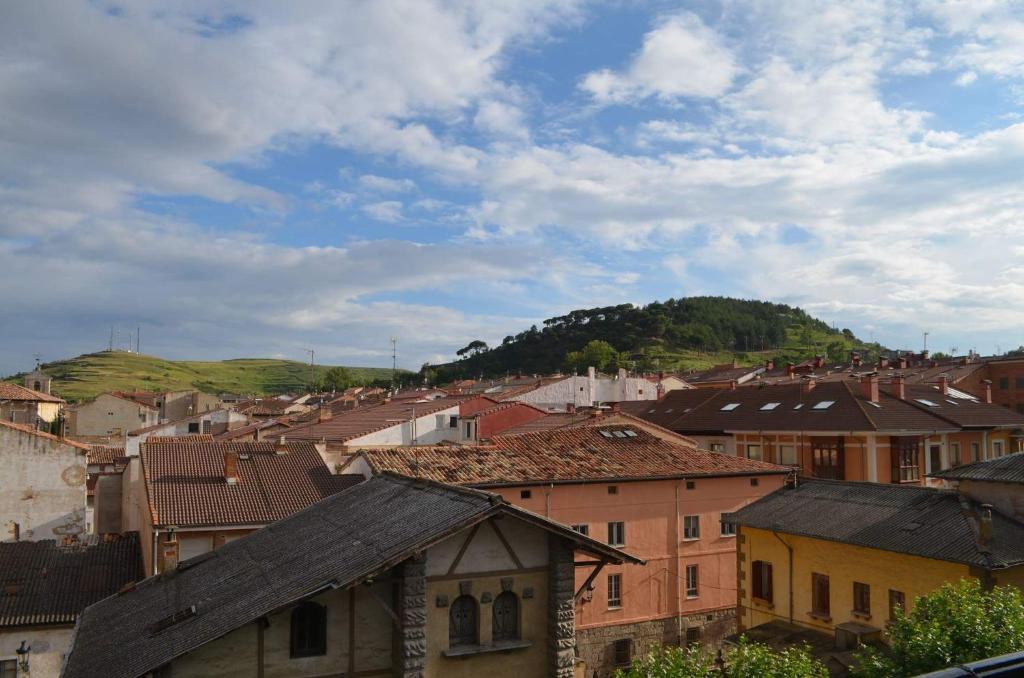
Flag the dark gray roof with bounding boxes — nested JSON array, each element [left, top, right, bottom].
[[63, 473, 639, 678], [931, 452, 1024, 485], [0, 533, 143, 627], [729, 479, 1024, 569]]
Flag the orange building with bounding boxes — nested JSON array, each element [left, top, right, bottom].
[[342, 421, 789, 677]]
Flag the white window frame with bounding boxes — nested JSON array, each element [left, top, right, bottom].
[[683, 515, 700, 541], [685, 564, 699, 598]]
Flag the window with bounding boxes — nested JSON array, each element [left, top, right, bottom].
[[710, 443, 726, 453], [812, 438, 845, 480], [449, 415, 458, 428], [811, 573, 830, 618], [1000, 377, 1010, 390], [994, 440, 1005, 457], [683, 515, 700, 540], [571, 524, 589, 536], [752, 561, 773, 603], [464, 422, 473, 438], [889, 589, 906, 620], [777, 444, 797, 465], [520, 490, 531, 499], [721, 518, 736, 537], [449, 595, 478, 647], [951, 442, 961, 467], [746, 444, 762, 461], [686, 481, 696, 490], [608, 522, 625, 547], [760, 402, 781, 410], [793, 403, 804, 409], [891, 437, 921, 483], [492, 591, 519, 642], [929, 445, 942, 472], [685, 627, 702, 645], [608, 485, 619, 495], [608, 574, 622, 608], [613, 638, 631, 666], [812, 400, 835, 410], [685, 564, 699, 598], [971, 442, 980, 463], [916, 399, 939, 407], [853, 582, 871, 615], [1016, 377, 1024, 389], [290, 601, 327, 657], [720, 403, 741, 411], [202, 420, 212, 434], [750, 478, 759, 487], [0, 661, 16, 678], [187, 422, 200, 433]]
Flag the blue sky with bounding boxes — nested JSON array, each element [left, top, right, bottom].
[[3, 1, 1024, 375]]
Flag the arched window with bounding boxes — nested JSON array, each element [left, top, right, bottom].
[[449, 595, 478, 647], [290, 601, 327, 657], [492, 591, 519, 642]]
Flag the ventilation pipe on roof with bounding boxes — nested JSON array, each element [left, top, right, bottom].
[[224, 451, 239, 485], [891, 374, 906, 400]]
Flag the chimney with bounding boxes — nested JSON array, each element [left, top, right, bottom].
[[224, 451, 239, 484], [897, 356, 908, 369], [786, 363, 796, 379], [319, 405, 332, 423], [813, 355, 824, 369], [801, 377, 816, 394], [765, 359, 774, 371], [979, 504, 993, 546], [851, 352, 862, 368], [921, 350, 930, 361], [617, 368, 627, 380], [275, 435, 289, 455], [861, 374, 879, 403], [161, 533, 180, 571], [732, 358, 739, 369], [610, 402, 620, 413], [938, 374, 949, 396], [566, 403, 576, 414], [982, 379, 993, 404], [729, 380, 738, 391], [879, 356, 889, 369], [891, 374, 906, 400]]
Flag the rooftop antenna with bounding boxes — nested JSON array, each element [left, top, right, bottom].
[[304, 349, 315, 390], [137, 325, 141, 354], [390, 337, 398, 392], [33, 354, 41, 370], [923, 331, 929, 353], [109, 326, 114, 352]]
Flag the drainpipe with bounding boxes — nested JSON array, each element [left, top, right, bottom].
[[152, 528, 160, 576], [772, 531, 794, 625], [545, 484, 552, 518], [983, 430, 990, 460], [675, 480, 683, 645]]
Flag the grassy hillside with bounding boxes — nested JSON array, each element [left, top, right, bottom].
[[429, 296, 883, 379], [5, 351, 403, 402]]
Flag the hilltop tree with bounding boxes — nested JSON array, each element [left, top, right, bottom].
[[456, 339, 489, 358], [853, 580, 1024, 677], [317, 366, 352, 392]]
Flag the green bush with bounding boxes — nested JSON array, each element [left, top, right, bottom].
[[614, 637, 827, 678]]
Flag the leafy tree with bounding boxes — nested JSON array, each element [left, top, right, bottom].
[[579, 339, 616, 371], [317, 366, 352, 392], [615, 638, 827, 678], [854, 580, 1024, 677], [825, 340, 847, 363], [456, 340, 489, 358]]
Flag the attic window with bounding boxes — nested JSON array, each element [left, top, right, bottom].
[[720, 403, 741, 412], [760, 403, 781, 411], [149, 605, 197, 635], [613, 431, 627, 438], [866, 401, 882, 408], [946, 399, 959, 405], [600, 431, 614, 438], [648, 409, 656, 413], [665, 408, 673, 413], [916, 399, 939, 407], [623, 430, 637, 437], [793, 404, 804, 410], [812, 401, 835, 410]]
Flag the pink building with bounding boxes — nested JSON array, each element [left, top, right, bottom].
[[343, 421, 789, 677]]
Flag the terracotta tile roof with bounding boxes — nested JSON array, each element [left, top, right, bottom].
[[214, 419, 290, 440], [111, 391, 161, 407], [128, 408, 234, 436], [141, 440, 362, 527], [356, 423, 789, 487], [236, 397, 297, 416], [0, 381, 64, 403], [88, 446, 127, 465], [102, 391, 159, 409], [282, 397, 466, 443], [146, 434, 214, 443], [0, 419, 89, 451], [0, 533, 143, 627], [729, 479, 1024, 569]]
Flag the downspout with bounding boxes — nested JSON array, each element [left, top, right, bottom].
[[675, 480, 683, 645], [152, 528, 160, 576], [772, 531, 794, 625], [257, 617, 267, 678], [545, 484, 552, 518]]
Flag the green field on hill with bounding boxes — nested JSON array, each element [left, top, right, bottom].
[[4, 351, 402, 402]]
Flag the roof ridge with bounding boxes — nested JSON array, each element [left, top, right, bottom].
[[842, 380, 881, 431]]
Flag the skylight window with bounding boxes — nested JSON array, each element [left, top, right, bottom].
[[760, 402, 781, 411], [867, 401, 882, 408], [916, 399, 939, 407], [623, 430, 637, 437], [720, 403, 741, 411], [812, 401, 835, 410], [946, 400, 959, 406], [665, 408, 673, 413], [793, 403, 804, 410], [600, 431, 613, 438], [613, 431, 627, 438]]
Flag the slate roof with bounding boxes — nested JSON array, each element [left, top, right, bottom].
[[355, 423, 788, 487], [141, 440, 362, 527], [630, 381, 959, 434], [0, 381, 64, 403], [619, 390, 720, 428], [282, 397, 466, 443], [63, 474, 640, 678], [0, 533, 143, 627], [683, 364, 764, 385], [931, 452, 1024, 485], [728, 479, 1024, 569], [0, 419, 90, 451], [902, 384, 1024, 428]]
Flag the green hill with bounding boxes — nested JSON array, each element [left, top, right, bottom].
[[428, 296, 883, 380], [5, 351, 402, 402]]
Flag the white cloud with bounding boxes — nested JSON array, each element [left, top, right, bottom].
[[955, 70, 978, 86], [358, 174, 417, 193], [581, 12, 737, 103], [362, 201, 404, 222]]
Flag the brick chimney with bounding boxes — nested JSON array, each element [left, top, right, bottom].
[[275, 435, 289, 455], [861, 374, 879, 403], [786, 363, 796, 379], [921, 350, 930, 361], [897, 356, 908, 369], [610, 402, 620, 413], [813, 355, 824, 369], [878, 356, 889, 369], [224, 451, 239, 484], [851, 352, 862, 368], [765, 359, 774, 371], [161, 533, 180, 571], [890, 374, 906, 400], [729, 380, 738, 391], [319, 405, 332, 423], [938, 374, 949, 396], [982, 379, 993, 404], [801, 377, 816, 394], [566, 403, 576, 414]]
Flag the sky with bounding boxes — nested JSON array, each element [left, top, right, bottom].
[[3, 1, 1024, 375]]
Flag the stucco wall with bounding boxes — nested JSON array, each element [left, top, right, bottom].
[[0, 426, 86, 542], [513, 373, 657, 412], [347, 406, 460, 447], [126, 409, 248, 456], [70, 393, 157, 437], [1, 626, 74, 678]]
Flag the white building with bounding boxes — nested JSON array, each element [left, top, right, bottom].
[[510, 367, 658, 412]]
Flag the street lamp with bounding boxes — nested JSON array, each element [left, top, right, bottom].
[[16, 640, 30, 672]]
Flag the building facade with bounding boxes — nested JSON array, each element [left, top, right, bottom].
[[68, 393, 159, 438]]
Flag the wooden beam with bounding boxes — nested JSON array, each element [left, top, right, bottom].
[[575, 561, 606, 600], [363, 583, 399, 627], [446, 522, 482, 575], [488, 518, 524, 570]]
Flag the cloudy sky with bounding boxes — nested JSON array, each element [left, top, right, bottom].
[[3, 1, 1024, 374]]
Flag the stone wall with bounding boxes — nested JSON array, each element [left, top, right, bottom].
[[549, 535, 576, 678]]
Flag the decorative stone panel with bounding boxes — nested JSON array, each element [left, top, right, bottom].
[[548, 535, 576, 678]]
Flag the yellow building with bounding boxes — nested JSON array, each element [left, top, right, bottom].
[[728, 479, 1024, 650]]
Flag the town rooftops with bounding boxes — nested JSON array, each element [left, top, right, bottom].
[[127, 407, 234, 436], [0, 419, 90, 451], [281, 396, 469, 443], [630, 380, 962, 434], [87, 445, 127, 466], [63, 473, 641, 678], [683, 363, 764, 385], [728, 478, 1024, 569], [141, 440, 362, 527], [0, 533, 143, 627], [352, 422, 789, 487], [902, 383, 1024, 429], [0, 381, 64, 403], [931, 452, 1024, 485]]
